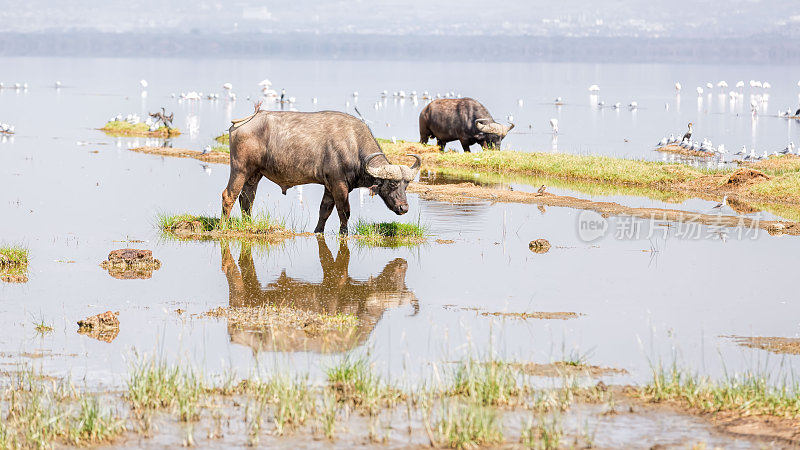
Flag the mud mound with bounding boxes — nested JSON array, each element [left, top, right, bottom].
[[130, 146, 229, 164], [512, 361, 627, 378], [726, 168, 770, 186], [727, 335, 800, 355], [656, 144, 715, 158], [77, 311, 120, 343], [100, 248, 161, 279], [528, 239, 551, 253]]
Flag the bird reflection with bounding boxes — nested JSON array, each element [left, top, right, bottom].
[[219, 236, 418, 353]]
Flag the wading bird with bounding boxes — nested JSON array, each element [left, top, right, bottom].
[[537, 185, 547, 195], [682, 123, 693, 142], [712, 196, 727, 210], [549, 118, 558, 134]]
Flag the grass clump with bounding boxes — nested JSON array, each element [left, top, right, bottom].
[[157, 212, 289, 241], [351, 219, 427, 247], [100, 120, 179, 137], [126, 354, 206, 422], [0, 245, 29, 283], [640, 363, 800, 418], [2, 367, 123, 447], [449, 360, 523, 407], [748, 171, 800, 201], [325, 354, 400, 413], [430, 399, 504, 449]]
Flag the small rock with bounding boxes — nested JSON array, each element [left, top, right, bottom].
[[528, 239, 551, 253], [100, 248, 161, 279], [77, 311, 120, 343]]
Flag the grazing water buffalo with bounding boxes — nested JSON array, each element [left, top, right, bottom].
[[419, 98, 514, 152], [221, 110, 421, 234]]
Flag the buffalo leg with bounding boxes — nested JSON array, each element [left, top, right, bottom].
[[436, 138, 446, 152], [238, 174, 261, 218], [222, 166, 250, 219], [460, 139, 473, 152], [314, 188, 335, 233], [331, 182, 351, 235]]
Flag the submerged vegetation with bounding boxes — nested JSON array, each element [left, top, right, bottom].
[[351, 219, 427, 247], [100, 120, 179, 138]]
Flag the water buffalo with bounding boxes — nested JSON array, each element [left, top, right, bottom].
[[419, 98, 514, 152], [222, 110, 420, 234]]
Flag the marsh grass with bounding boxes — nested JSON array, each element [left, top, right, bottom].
[[0, 245, 28, 266], [100, 120, 179, 137], [157, 212, 288, 240], [32, 319, 54, 336], [520, 413, 562, 449], [1, 367, 123, 447], [266, 374, 314, 435], [126, 354, 207, 423], [641, 362, 800, 418], [325, 354, 401, 413], [430, 398, 504, 448], [351, 219, 427, 247], [450, 359, 523, 407]]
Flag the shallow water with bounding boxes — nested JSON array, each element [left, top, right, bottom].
[[1, 56, 799, 446]]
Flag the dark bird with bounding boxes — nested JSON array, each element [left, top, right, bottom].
[[682, 122, 693, 142], [149, 107, 174, 129], [796, 107, 800, 116], [537, 185, 546, 195]]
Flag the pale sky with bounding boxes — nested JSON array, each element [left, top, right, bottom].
[[0, 0, 796, 38]]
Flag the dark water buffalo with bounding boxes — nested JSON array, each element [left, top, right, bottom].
[[419, 98, 514, 152], [222, 110, 420, 234]]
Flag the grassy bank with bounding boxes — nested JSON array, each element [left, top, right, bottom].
[[379, 139, 711, 188], [351, 220, 427, 247], [380, 140, 800, 208], [100, 121, 180, 138], [638, 363, 800, 419]]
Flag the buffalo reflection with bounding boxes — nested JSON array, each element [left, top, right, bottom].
[[220, 236, 418, 353]]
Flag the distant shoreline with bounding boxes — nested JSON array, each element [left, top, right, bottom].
[[1, 32, 798, 64]]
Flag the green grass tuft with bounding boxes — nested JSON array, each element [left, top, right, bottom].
[[351, 219, 427, 247], [100, 121, 179, 137], [157, 212, 285, 234], [431, 399, 504, 448], [641, 362, 800, 418], [0, 245, 28, 267]]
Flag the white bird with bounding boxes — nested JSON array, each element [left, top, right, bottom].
[[696, 86, 703, 95], [705, 82, 713, 89], [750, 80, 763, 88], [54, 81, 62, 88], [657, 136, 668, 146], [716, 144, 726, 155], [139, 79, 148, 89], [507, 114, 514, 122], [628, 101, 638, 109], [258, 78, 272, 87], [675, 82, 682, 91], [736, 81, 745, 89], [222, 83, 232, 90], [717, 80, 728, 89], [352, 91, 359, 97], [549, 118, 559, 134], [517, 99, 524, 106], [734, 145, 746, 156], [612, 102, 621, 109], [312, 97, 318, 104], [711, 196, 727, 210], [763, 82, 771, 89], [554, 97, 562, 103], [588, 84, 600, 92]]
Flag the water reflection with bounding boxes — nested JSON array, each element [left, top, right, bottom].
[[220, 236, 418, 353]]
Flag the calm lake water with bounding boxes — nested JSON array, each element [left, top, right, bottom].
[[1, 57, 799, 398]]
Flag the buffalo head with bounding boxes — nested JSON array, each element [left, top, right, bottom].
[[475, 118, 515, 149], [364, 153, 421, 215]]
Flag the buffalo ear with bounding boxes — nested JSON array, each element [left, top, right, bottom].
[[368, 184, 379, 196]]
